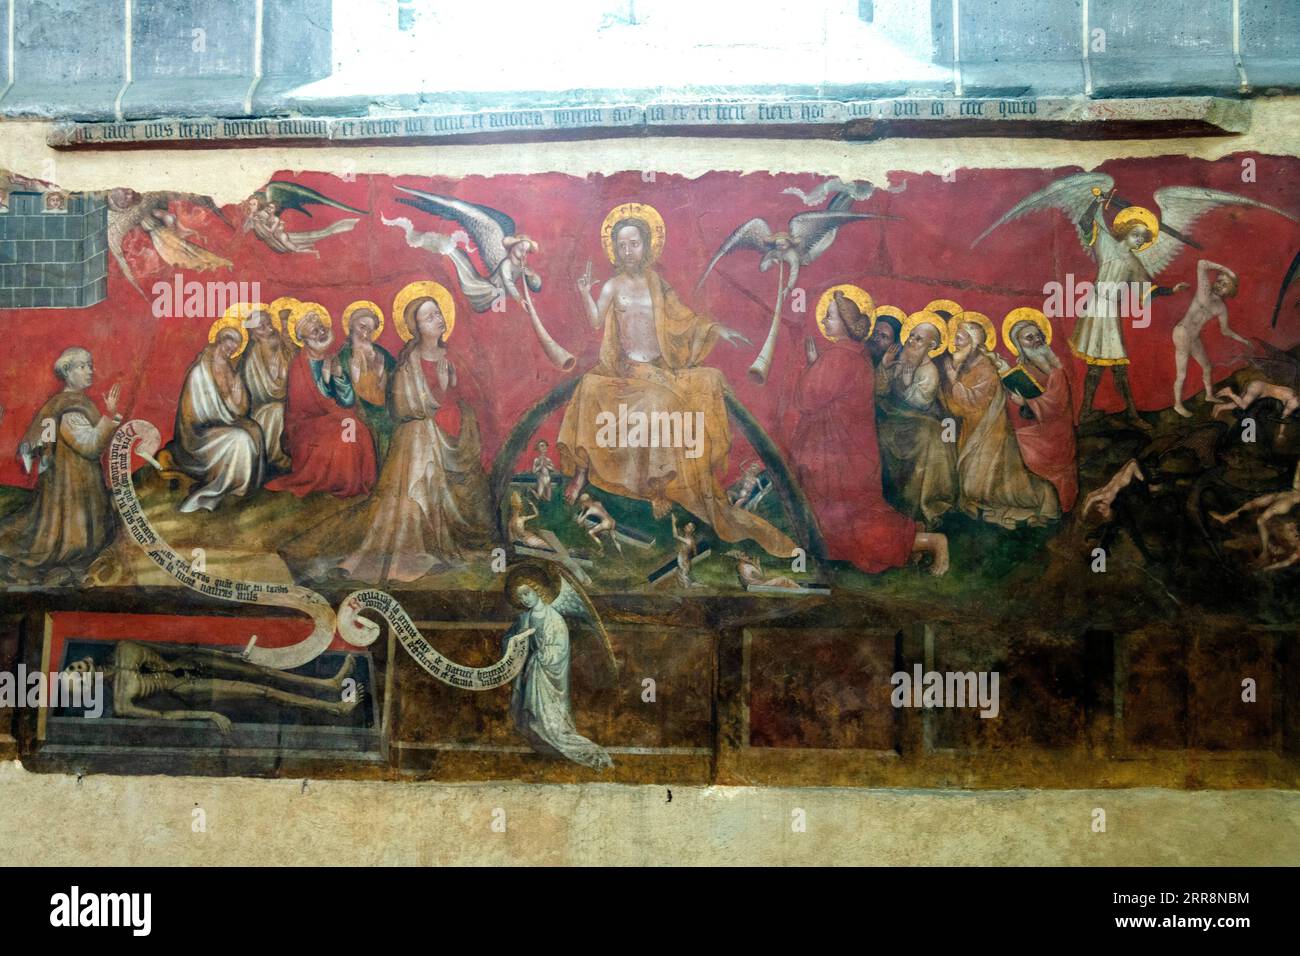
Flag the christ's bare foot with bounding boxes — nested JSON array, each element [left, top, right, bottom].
[[915, 532, 949, 576], [1174, 403, 1192, 418]]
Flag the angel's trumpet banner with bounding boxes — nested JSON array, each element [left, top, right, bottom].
[[108, 421, 530, 689]]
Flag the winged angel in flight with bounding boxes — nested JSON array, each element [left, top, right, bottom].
[[974, 172, 1297, 430], [107, 188, 233, 297], [383, 188, 574, 369]]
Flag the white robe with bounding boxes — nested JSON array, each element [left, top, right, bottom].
[[505, 603, 612, 770], [172, 353, 265, 513], [240, 341, 291, 470]]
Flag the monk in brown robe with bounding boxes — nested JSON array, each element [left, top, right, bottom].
[[557, 216, 795, 558], [0, 347, 121, 583]]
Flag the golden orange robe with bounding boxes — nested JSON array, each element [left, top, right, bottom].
[[557, 269, 795, 558]]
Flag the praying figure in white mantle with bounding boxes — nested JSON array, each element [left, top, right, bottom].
[[168, 322, 265, 513], [501, 563, 619, 770]]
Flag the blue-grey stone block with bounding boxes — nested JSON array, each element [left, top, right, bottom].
[[2, 0, 127, 118], [16, 241, 33, 263], [33, 287, 52, 307], [50, 287, 77, 308], [959, 0, 1085, 95], [35, 240, 53, 263], [1089, 0, 1238, 96], [0, 242, 13, 265], [1240, 0, 1300, 89], [0, 288, 14, 309], [122, 0, 257, 118], [55, 239, 75, 260], [252, 0, 334, 115]]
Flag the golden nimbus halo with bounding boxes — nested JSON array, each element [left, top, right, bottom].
[[923, 298, 963, 320], [1002, 307, 1053, 356], [901, 310, 949, 358], [947, 311, 996, 353], [873, 305, 907, 327], [1112, 205, 1160, 251], [815, 284, 875, 341], [287, 301, 332, 347], [342, 299, 386, 340], [393, 280, 456, 342], [601, 202, 666, 264], [268, 296, 302, 332], [207, 315, 249, 358]]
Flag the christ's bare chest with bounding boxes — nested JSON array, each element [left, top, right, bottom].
[[611, 278, 660, 362]]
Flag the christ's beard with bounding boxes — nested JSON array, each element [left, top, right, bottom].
[[617, 257, 646, 276]]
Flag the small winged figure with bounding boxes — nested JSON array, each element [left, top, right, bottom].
[[501, 560, 618, 770], [387, 186, 541, 313], [107, 187, 233, 298], [973, 172, 1298, 428], [696, 193, 889, 296], [243, 180, 366, 256]]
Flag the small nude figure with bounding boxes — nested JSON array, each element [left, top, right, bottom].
[[671, 514, 701, 587], [1172, 260, 1248, 418], [728, 461, 765, 509], [575, 492, 622, 556], [1081, 458, 1146, 523], [531, 439, 557, 502], [508, 489, 551, 550], [727, 549, 800, 590], [1211, 462, 1300, 559], [63, 641, 362, 736], [1211, 380, 1300, 421]]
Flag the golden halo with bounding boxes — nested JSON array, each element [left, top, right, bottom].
[[901, 310, 949, 358], [286, 301, 331, 348], [227, 300, 273, 331], [268, 296, 301, 332], [1002, 307, 1053, 356], [208, 315, 249, 359], [873, 305, 907, 329], [924, 298, 963, 320], [1112, 205, 1160, 251], [393, 281, 456, 342], [815, 284, 875, 341], [947, 311, 996, 353], [342, 300, 386, 341], [601, 202, 666, 265]]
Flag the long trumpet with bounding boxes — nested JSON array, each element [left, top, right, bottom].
[[521, 282, 576, 371], [747, 261, 787, 385]]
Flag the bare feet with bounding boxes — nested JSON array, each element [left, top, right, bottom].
[[333, 683, 365, 717], [1174, 403, 1192, 418]]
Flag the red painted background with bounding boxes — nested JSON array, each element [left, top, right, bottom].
[[1, 154, 1297, 489]]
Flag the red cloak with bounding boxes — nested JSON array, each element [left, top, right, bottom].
[[265, 352, 376, 498], [1009, 363, 1078, 512], [792, 339, 917, 573]]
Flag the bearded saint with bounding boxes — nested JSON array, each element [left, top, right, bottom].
[[940, 316, 1059, 528], [264, 307, 376, 499], [1004, 313, 1078, 513], [239, 306, 294, 472], [793, 292, 948, 574], [168, 325, 265, 512], [556, 212, 795, 558], [875, 315, 958, 527]]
